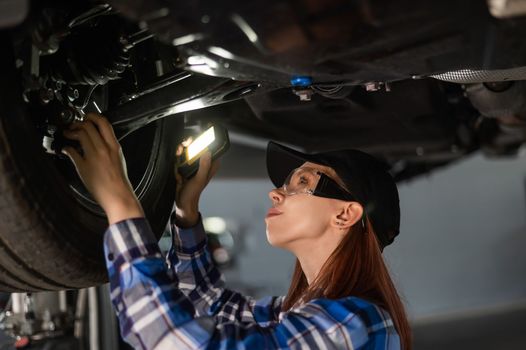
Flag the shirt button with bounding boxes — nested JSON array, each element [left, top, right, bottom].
[[107, 253, 114, 261]]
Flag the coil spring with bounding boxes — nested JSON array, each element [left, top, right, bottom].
[[43, 15, 131, 85]]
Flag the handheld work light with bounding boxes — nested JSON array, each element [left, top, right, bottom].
[[177, 125, 230, 179]]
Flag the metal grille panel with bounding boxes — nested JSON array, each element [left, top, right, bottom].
[[430, 67, 526, 83]]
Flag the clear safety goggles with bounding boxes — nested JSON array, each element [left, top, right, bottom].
[[282, 167, 358, 202], [282, 167, 366, 228]]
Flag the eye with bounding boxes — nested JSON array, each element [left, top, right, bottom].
[[298, 175, 308, 184]]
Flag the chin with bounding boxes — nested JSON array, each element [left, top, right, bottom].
[[265, 227, 281, 248], [266, 227, 291, 250]]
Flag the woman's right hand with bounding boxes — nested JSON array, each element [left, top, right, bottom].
[[174, 142, 220, 228]]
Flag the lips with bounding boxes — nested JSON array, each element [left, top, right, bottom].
[[266, 207, 283, 218]]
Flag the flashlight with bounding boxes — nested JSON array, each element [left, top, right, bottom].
[[177, 125, 230, 179]]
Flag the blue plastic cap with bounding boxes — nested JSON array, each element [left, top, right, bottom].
[[290, 76, 312, 87]]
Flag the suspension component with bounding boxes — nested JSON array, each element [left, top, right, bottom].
[[42, 33, 131, 85], [39, 8, 152, 86], [24, 5, 154, 156]]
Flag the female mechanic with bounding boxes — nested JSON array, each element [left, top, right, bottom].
[[62, 113, 412, 349]]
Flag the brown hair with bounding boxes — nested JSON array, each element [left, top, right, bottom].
[[282, 217, 413, 350]]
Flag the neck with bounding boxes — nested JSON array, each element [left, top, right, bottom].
[[293, 231, 342, 285]]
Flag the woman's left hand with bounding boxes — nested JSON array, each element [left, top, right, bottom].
[[61, 113, 144, 224]]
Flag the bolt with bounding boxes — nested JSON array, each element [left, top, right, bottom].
[[75, 110, 86, 122], [39, 88, 54, 104], [365, 82, 381, 92], [46, 125, 57, 136], [416, 146, 425, 156], [293, 88, 314, 101], [299, 92, 311, 101], [67, 88, 79, 102]]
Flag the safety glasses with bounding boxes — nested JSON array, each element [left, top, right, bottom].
[[281, 167, 366, 228], [282, 167, 358, 202]]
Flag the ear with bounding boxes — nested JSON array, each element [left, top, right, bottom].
[[331, 201, 364, 232]]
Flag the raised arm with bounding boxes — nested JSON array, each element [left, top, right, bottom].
[[168, 141, 283, 323], [61, 113, 282, 328]]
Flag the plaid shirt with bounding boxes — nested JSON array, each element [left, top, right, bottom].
[[103, 208, 401, 349]]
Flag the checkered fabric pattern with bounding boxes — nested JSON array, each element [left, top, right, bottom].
[[103, 205, 401, 349]]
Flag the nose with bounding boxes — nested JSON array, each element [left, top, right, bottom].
[[268, 188, 284, 205]]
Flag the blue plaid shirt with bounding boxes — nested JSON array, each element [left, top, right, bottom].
[[103, 207, 401, 349]]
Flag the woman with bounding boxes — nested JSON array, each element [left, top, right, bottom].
[[62, 113, 412, 349]]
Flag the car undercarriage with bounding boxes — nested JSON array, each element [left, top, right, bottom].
[[6, 0, 526, 182]]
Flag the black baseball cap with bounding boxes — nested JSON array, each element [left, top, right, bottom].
[[266, 141, 400, 252]]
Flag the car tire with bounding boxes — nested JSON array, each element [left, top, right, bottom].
[[0, 33, 180, 292]]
